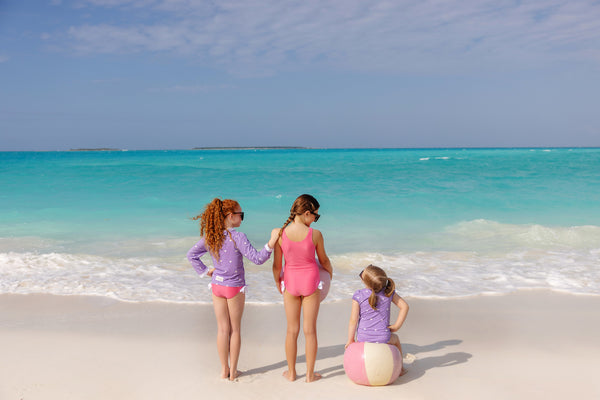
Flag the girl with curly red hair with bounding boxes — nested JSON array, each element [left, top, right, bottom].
[[188, 198, 278, 381]]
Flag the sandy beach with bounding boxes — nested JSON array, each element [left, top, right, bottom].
[[1, 290, 599, 400]]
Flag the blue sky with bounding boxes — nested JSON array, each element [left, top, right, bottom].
[[1, 0, 600, 150]]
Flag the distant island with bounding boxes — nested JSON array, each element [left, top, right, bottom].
[[69, 148, 122, 151], [192, 146, 307, 150], [66, 146, 309, 151]]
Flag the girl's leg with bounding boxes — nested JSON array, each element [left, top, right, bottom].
[[389, 333, 408, 376], [227, 291, 245, 381], [389, 333, 402, 354], [302, 290, 322, 382], [212, 294, 231, 378], [283, 291, 302, 381]]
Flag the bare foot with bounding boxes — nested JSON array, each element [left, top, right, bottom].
[[403, 353, 417, 363], [283, 370, 296, 382], [220, 367, 230, 380], [229, 370, 243, 381], [306, 372, 322, 383]]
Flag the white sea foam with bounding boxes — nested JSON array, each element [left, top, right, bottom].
[[0, 251, 205, 303], [1, 220, 599, 303], [442, 220, 600, 250], [4, 149, 599, 303]]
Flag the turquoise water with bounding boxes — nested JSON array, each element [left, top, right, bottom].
[[1, 148, 599, 302]]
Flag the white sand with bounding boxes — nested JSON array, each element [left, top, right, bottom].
[[1, 291, 599, 399]]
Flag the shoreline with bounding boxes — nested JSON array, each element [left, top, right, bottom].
[[2, 290, 599, 399], [3, 288, 598, 307]]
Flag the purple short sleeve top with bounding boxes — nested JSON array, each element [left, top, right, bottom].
[[353, 287, 393, 343]]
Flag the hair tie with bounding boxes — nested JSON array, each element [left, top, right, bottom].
[[215, 199, 224, 215]]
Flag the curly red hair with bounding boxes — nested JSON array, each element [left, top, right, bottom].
[[193, 198, 240, 260]]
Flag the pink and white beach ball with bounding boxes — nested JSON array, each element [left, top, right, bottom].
[[318, 265, 331, 302], [343, 342, 403, 386]]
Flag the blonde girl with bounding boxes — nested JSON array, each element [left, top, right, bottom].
[[346, 264, 409, 375], [187, 198, 279, 380]]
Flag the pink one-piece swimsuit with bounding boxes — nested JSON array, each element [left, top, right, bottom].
[[281, 227, 320, 297]]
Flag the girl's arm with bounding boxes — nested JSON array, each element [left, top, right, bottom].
[[187, 239, 211, 277], [235, 231, 274, 265], [346, 300, 360, 348], [271, 229, 283, 293], [389, 293, 409, 332], [313, 229, 333, 278]]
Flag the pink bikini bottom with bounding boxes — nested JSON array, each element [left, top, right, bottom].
[[211, 284, 245, 299]]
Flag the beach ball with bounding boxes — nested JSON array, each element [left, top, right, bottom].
[[318, 266, 331, 302], [343, 342, 402, 386]]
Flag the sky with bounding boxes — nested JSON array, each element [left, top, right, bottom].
[[1, 0, 600, 150]]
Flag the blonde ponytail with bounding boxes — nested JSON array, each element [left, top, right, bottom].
[[361, 265, 395, 310]]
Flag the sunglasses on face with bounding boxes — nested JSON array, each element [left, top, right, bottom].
[[231, 212, 244, 221], [359, 265, 374, 279], [310, 211, 320, 222]]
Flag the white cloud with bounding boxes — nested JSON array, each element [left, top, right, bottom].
[[65, 0, 600, 75]]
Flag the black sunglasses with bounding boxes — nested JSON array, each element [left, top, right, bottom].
[[310, 211, 320, 222], [231, 212, 244, 221], [359, 265, 373, 279]]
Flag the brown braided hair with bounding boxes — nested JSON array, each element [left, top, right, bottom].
[[278, 194, 320, 238], [192, 198, 240, 261], [360, 265, 396, 310]]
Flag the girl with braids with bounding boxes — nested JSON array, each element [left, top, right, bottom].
[[271, 194, 333, 382], [345, 264, 409, 375], [187, 198, 279, 381]]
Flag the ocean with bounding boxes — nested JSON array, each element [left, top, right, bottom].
[[1, 148, 599, 303]]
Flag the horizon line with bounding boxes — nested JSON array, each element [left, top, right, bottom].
[[1, 146, 600, 152]]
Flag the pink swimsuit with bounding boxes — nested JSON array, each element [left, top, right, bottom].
[[281, 228, 320, 297]]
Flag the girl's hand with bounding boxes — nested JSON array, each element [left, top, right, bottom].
[[388, 324, 400, 333], [268, 228, 281, 250], [345, 339, 354, 349], [207, 268, 215, 277]]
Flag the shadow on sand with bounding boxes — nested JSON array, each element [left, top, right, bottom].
[[391, 339, 472, 385], [244, 339, 471, 382], [243, 344, 346, 380]]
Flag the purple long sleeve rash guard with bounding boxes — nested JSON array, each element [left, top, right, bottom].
[[187, 229, 272, 287]]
